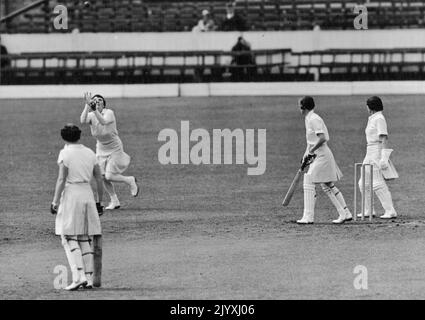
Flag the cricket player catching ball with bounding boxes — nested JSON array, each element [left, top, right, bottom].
[[51, 124, 103, 290], [297, 96, 352, 224], [80, 93, 139, 210], [358, 96, 398, 219]]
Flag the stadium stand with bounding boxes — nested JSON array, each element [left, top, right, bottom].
[[0, 49, 298, 84], [2, 1, 425, 84], [3, 47, 425, 84], [1, 0, 425, 33]]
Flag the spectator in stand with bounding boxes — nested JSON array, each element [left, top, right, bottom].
[[220, 2, 247, 31], [313, 20, 321, 31], [192, 9, 217, 32], [0, 36, 11, 69], [230, 36, 256, 81]]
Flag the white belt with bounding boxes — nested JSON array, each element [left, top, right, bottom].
[[66, 181, 89, 185]]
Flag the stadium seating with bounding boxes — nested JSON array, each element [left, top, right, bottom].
[[3, 47, 425, 84], [2, 0, 425, 33]]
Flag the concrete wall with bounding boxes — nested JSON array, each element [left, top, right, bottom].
[[2, 29, 425, 53], [1, 81, 425, 99]]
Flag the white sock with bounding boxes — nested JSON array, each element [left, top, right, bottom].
[[110, 194, 119, 203], [103, 180, 118, 203]]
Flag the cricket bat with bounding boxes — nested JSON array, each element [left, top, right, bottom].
[[282, 154, 316, 206], [93, 235, 102, 287]]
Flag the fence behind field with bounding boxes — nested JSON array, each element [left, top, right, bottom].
[[290, 47, 425, 81], [3, 47, 425, 85], [0, 49, 293, 84]]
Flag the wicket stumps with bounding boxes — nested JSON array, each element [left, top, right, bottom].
[[354, 163, 374, 221]]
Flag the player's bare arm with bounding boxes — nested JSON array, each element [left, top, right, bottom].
[[80, 92, 92, 124], [308, 133, 326, 154], [52, 163, 68, 208], [379, 134, 388, 149]]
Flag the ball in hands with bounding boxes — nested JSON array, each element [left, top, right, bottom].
[[83, 1, 91, 8], [89, 101, 97, 111]]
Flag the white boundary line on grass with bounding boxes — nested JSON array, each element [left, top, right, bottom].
[[1, 81, 425, 99]]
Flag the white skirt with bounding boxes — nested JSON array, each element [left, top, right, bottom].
[[97, 150, 131, 175], [307, 143, 343, 183], [55, 183, 102, 236], [363, 144, 399, 180]]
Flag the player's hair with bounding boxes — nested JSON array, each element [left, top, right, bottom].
[[366, 96, 384, 111], [92, 94, 106, 107], [61, 124, 81, 143], [300, 96, 315, 110]]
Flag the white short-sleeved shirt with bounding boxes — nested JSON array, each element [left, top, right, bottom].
[[305, 110, 330, 145], [86, 109, 123, 156], [57, 144, 97, 184], [365, 111, 388, 145]]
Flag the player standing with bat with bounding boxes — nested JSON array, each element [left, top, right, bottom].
[[51, 124, 103, 290], [282, 153, 316, 206], [296, 96, 352, 224]]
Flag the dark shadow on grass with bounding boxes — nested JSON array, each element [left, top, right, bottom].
[[93, 286, 185, 293], [286, 220, 389, 226]]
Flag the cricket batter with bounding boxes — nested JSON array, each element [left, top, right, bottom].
[[51, 124, 103, 290], [80, 92, 139, 210], [297, 96, 352, 224], [358, 96, 398, 219]]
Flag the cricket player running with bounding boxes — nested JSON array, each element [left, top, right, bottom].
[[51, 124, 103, 290], [297, 96, 352, 224], [358, 96, 398, 219], [80, 92, 139, 210]]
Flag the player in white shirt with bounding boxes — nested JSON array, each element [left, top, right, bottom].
[[297, 96, 352, 224], [358, 96, 398, 219], [51, 124, 103, 290], [80, 93, 139, 210]]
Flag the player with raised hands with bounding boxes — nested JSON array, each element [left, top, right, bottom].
[[80, 92, 139, 211]]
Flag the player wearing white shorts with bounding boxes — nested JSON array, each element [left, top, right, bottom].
[[358, 96, 398, 219], [80, 93, 139, 210], [51, 124, 103, 290], [297, 96, 353, 224]]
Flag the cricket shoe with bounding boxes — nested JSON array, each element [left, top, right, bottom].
[[105, 201, 121, 210], [83, 274, 93, 289], [332, 217, 346, 224], [64, 279, 87, 291], [356, 212, 376, 218], [130, 176, 139, 197], [296, 218, 314, 224], [380, 212, 397, 219], [344, 210, 353, 222]]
